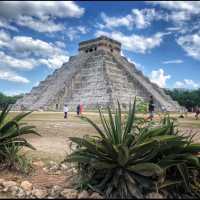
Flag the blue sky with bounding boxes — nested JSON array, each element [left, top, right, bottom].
[[0, 1, 200, 96]]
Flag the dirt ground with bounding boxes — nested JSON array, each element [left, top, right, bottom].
[[8, 111, 200, 163], [19, 112, 99, 162]]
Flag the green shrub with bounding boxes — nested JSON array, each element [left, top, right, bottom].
[[135, 97, 148, 113], [65, 98, 200, 198], [0, 104, 40, 172]]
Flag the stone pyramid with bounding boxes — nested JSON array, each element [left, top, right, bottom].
[[14, 36, 182, 112]]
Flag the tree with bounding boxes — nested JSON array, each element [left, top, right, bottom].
[[165, 88, 200, 111], [0, 92, 23, 109]]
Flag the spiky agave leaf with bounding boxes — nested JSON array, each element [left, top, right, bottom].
[[0, 105, 40, 168], [80, 115, 106, 139], [123, 97, 136, 141], [0, 104, 11, 126]]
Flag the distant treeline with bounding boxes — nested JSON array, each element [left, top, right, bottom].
[[165, 88, 200, 111], [0, 92, 23, 109]]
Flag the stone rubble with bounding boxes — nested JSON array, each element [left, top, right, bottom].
[[0, 179, 5, 185], [61, 188, 78, 199], [89, 192, 104, 199], [78, 190, 90, 199], [145, 192, 164, 199], [0, 161, 104, 199], [2, 181, 18, 192], [31, 188, 48, 198], [20, 181, 33, 191], [49, 185, 63, 197], [16, 188, 26, 198], [32, 161, 45, 168], [10, 186, 20, 196]]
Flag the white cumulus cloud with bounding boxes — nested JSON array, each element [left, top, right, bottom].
[[0, 51, 36, 70], [150, 1, 200, 15], [55, 41, 66, 49], [3, 90, 25, 96], [100, 12, 134, 30], [0, 29, 11, 48], [10, 36, 63, 57], [148, 1, 200, 39], [95, 30, 170, 53], [0, 1, 84, 33], [175, 79, 199, 89], [0, 1, 84, 19], [16, 16, 65, 33], [66, 26, 88, 41], [0, 33, 69, 70], [149, 68, 171, 88], [132, 8, 164, 29], [39, 54, 69, 69], [162, 59, 183, 64], [100, 9, 165, 30], [150, 1, 200, 28], [0, 68, 30, 83], [177, 33, 200, 61], [0, 18, 18, 31]]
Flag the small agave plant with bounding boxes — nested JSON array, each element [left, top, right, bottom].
[[66, 98, 200, 198], [0, 104, 40, 171]]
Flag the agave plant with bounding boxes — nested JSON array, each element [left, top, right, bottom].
[[65, 98, 200, 198], [135, 114, 200, 197], [65, 98, 163, 198], [0, 104, 40, 170]]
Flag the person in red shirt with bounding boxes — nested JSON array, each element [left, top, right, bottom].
[[80, 103, 83, 115]]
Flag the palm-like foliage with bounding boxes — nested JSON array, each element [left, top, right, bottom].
[[0, 104, 40, 169], [65, 98, 200, 198]]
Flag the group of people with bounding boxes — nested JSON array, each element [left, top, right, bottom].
[[63, 97, 156, 120], [63, 104, 83, 119], [148, 96, 200, 120], [63, 97, 200, 121]]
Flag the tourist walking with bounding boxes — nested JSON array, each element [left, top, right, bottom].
[[148, 95, 155, 121], [77, 104, 80, 116], [195, 107, 200, 120], [63, 104, 68, 119]]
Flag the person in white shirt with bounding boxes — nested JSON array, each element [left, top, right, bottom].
[[63, 104, 68, 119]]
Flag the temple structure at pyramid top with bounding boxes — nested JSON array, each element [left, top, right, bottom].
[[14, 36, 184, 112], [79, 36, 121, 55]]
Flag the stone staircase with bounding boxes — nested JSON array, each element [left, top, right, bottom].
[[112, 53, 182, 111], [63, 51, 111, 110]]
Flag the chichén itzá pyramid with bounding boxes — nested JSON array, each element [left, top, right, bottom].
[[14, 36, 183, 112]]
